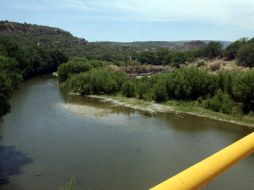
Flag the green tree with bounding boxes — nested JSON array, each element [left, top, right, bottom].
[[224, 38, 247, 60], [201, 42, 223, 58], [57, 58, 92, 82], [237, 43, 254, 67], [0, 72, 12, 117]]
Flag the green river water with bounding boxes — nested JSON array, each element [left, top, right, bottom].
[[0, 76, 253, 190]]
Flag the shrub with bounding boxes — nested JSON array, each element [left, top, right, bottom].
[[153, 81, 167, 102], [209, 63, 220, 71], [63, 69, 128, 95], [57, 58, 107, 83], [237, 43, 254, 67], [203, 90, 233, 114], [224, 38, 247, 60], [122, 81, 135, 97], [233, 70, 254, 113], [165, 67, 217, 100], [200, 42, 223, 58]]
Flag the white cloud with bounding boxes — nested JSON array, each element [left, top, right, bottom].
[[3, 0, 254, 29]]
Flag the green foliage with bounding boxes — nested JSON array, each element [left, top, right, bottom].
[[57, 58, 91, 82], [233, 70, 254, 113], [0, 34, 68, 118], [200, 42, 223, 58], [63, 69, 128, 95], [137, 49, 190, 66], [0, 72, 12, 117], [61, 62, 254, 116], [224, 38, 247, 60], [153, 81, 167, 102], [203, 90, 233, 114], [171, 52, 187, 67], [165, 67, 216, 100], [135, 79, 151, 100], [57, 57, 108, 83], [237, 42, 254, 67], [0, 55, 23, 89], [122, 81, 135, 97], [217, 71, 234, 95]]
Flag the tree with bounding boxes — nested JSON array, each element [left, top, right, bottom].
[[171, 52, 187, 67], [0, 72, 12, 117], [237, 43, 254, 67], [57, 58, 92, 82], [224, 38, 247, 60], [201, 42, 223, 58]]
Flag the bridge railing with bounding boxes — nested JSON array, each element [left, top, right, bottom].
[[150, 132, 254, 190]]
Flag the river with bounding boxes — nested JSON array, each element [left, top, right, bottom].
[[0, 76, 253, 190]]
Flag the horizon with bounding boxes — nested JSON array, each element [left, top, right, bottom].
[[0, 0, 254, 42]]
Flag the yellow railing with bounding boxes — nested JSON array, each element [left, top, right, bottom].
[[150, 132, 254, 190]]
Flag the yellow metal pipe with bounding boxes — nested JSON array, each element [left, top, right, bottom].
[[150, 132, 254, 190]]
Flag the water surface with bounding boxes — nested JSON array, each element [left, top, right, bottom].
[[0, 76, 253, 190]]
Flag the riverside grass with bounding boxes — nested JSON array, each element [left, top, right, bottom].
[[88, 95, 254, 128]]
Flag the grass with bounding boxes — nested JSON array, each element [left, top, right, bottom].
[[60, 180, 75, 190], [95, 95, 254, 128], [164, 100, 254, 127]]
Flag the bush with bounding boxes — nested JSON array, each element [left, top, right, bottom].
[[57, 58, 107, 83], [165, 67, 217, 100], [63, 69, 128, 95], [171, 52, 187, 66], [233, 70, 254, 113], [209, 63, 220, 71], [237, 43, 254, 67], [122, 81, 135, 97], [224, 38, 247, 60], [57, 58, 92, 82], [203, 90, 233, 114], [153, 81, 167, 102], [200, 42, 223, 59]]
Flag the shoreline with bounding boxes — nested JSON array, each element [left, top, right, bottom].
[[84, 95, 254, 129]]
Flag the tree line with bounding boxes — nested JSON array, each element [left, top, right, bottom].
[[136, 38, 254, 68], [0, 36, 68, 118]]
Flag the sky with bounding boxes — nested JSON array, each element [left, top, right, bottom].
[[0, 0, 254, 42]]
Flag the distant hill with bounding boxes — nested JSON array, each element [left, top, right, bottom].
[[0, 21, 87, 56], [0, 21, 231, 59]]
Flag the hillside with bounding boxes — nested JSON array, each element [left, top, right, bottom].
[[0, 21, 231, 60], [0, 21, 87, 56]]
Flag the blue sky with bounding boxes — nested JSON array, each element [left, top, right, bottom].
[[0, 0, 254, 42]]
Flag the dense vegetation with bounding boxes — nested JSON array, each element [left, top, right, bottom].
[[60, 57, 254, 115], [135, 38, 254, 68], [0, 36, 68, 118]]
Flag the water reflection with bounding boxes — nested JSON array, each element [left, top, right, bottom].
[[0, 146, 33, 185], [61, 94, 137, 117]]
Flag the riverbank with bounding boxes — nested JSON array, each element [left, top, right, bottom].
[[83, 95, 254, 128]]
